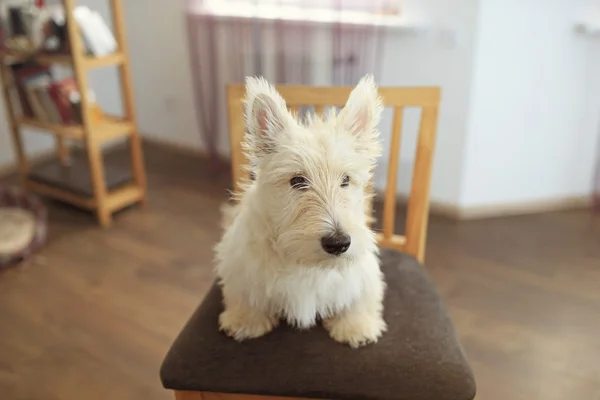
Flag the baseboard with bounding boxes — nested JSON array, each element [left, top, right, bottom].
[[374, 190, 592, 220], [141, 136, 210, 159], [453, 196, 592, 219]]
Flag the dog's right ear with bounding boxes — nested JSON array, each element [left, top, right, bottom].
[[244, 76, 292, 158]]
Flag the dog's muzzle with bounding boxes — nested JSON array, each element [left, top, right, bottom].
[[321, 233, 351, 256]]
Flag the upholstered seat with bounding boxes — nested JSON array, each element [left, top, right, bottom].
[[160, 249, 476, 400]]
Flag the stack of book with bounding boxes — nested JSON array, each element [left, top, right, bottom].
[[10, 63, 102, 125]]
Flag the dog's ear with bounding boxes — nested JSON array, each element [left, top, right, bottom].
[[244, 76, 293, 157], [338, 74, 383, 143]]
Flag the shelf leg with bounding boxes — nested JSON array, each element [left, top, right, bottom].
[[128, 135, 147, 206], [57, 137, 70, 166], [87, 139, 111, 227], [97, 207, 112, 227], [65, 0, 112, 227], [111, 0, 148, 206], [0, 63, 29, 186]]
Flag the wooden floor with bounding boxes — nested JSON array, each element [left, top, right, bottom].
[[1, 144, 599, 400]]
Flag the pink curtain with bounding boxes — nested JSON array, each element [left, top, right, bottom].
[[186, 0, 391, 165]]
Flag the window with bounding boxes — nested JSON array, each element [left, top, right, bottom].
[[196, 0, 400, 15]]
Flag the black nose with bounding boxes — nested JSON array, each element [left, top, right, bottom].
[[321, 233, 351, 255]]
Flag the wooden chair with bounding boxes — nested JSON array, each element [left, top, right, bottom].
[[160, 84, 476, 400]]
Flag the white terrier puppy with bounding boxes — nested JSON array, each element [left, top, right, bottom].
[[215, 75, 386, 348]]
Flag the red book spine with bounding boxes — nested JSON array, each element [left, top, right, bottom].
[[48, 81, 72, 124]]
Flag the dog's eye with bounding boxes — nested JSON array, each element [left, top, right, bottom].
[[341, 175, 350, 188], [290, 176, 308, 190]]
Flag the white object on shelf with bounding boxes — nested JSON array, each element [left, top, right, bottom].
[[74, 6, 117, 56]]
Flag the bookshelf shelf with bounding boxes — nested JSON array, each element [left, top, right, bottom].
[[91, 116, 135, 141], [82, 52, 125, 69], [17, 115, 135, 142], [27, 155, 134, 200], [25, 155, 142, 212], [0, 51, 125, 70], [0, 51, 71, 65], [0, 0, 147, 227], [17, 117, 84, 139]]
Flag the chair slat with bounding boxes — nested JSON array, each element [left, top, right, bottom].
[[375, 233, 406, 250], [382, 107, 404, 240], [226, 87, 247, 189], [365, 176, 375, 228], [404, 106, 439, 262], [314, 105, 325, 117], [227, 84, 441, 108]]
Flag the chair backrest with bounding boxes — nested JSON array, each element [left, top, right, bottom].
[[226, 84, 440, 263]]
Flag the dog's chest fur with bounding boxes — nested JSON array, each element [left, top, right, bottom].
[[256, 262, 367, 328], [217, 246, 377, 329]]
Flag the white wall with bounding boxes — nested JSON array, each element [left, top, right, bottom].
[[375, 0, 480, 205], [460, 0, 600, 207], [121, 0, 200, 150]]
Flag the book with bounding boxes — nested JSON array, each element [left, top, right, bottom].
[[48, 78, 75, 124], [36, 83, 61, 123], [10, 63, 51, 118], [24, 74, 52, 122], [9, 62, 105, 126], [8, 6, 26, 36]]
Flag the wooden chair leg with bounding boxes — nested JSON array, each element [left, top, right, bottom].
[[175, 391, 203, 400], [174, 390, 312, 400]]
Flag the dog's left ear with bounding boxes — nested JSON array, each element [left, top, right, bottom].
[[338, 75, 383, 143], [244, 76, 293, 158]]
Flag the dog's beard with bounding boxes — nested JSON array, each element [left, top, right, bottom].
[[272, 228, 368, 269], [274, 231, 327, 266]]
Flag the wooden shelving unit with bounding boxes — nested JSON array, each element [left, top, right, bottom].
[[0, 0, 147, 227]]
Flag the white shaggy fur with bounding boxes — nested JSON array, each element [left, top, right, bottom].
[[215, 75, 386, 348]]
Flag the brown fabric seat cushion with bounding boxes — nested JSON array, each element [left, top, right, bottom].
[[160, 250, 476, 400]]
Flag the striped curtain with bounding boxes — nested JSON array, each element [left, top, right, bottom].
[[185, 0, 391, 164]]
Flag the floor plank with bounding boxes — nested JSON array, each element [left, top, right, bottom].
[[1, 143, 599, 400]]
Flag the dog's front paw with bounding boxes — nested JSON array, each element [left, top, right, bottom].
[[219, 308, 278, 341], [324, 313, 387, 348]]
